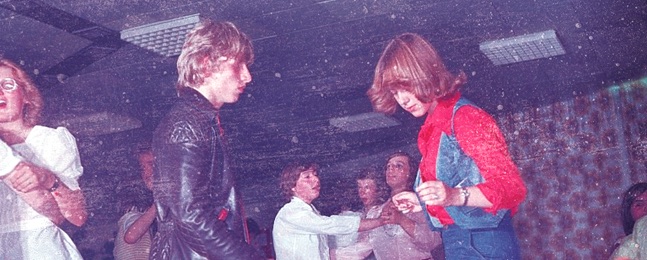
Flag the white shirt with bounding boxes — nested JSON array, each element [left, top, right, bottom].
[[0, 126, 83, 259], [273, 197, 360, 260], [366, 202, 442, 260]]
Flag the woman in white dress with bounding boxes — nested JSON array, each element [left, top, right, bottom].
[[0, 58, 87, 259]]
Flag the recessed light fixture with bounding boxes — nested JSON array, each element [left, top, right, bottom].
[[479, 29, 566, 65], [120, 14, 201, 57], [330, 112, 400, 132]]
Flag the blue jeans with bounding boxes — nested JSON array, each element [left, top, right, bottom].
[[440, 212, 521, 260]]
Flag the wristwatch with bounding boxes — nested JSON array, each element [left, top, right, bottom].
[[460, 187, 470, 206], [48, 178, 60, 193]]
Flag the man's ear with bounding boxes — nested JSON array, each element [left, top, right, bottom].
[[199, 57, 214, 80]]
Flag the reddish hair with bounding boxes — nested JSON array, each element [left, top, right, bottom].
[[367, 33, 466, 114]]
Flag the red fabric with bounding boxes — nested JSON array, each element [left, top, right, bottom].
[[417, 93, 527, 226]]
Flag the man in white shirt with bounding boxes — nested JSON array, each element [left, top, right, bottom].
[[273, 162, 386, 260]]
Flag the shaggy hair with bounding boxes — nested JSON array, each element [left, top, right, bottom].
[[279, 162, 319, 201], [367, 33, 466, 114], [176, 20, 254, 92]]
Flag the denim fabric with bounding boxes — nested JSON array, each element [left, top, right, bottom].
[[441, 212, 521, 260], [417, 97, 508, 229]]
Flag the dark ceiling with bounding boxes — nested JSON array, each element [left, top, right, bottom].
[[1, 0, 646, 189]]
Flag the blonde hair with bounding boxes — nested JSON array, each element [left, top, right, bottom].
[[176, 20, 254, 92], [367, 33, 466, 114], [0, 58, 43, 126]]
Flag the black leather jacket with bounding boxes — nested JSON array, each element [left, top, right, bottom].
[[150, 88, 261, 259]]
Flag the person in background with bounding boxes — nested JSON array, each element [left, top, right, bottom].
[[150, 19, 261, 259], [332, 167, 388, 260], [113, 146, 156, 260], [246, 217, 275, 259], [0, 58, 87, 259], [610, 182, 647, 260], [273, 162, 386, 260], [368, 152, 442, 259], [367, 33, 527, 259]]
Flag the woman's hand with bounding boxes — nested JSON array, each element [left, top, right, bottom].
[[5, 162, 57, 193], [415, 180, 460, 207], [391, 191, 422, 214], [380, 201, 406, 225]]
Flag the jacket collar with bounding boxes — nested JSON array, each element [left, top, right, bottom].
[[422, 91, 462, 132], [178, 87, 219, 117]]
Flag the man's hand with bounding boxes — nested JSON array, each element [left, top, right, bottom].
[[4, 162, 57, 193]]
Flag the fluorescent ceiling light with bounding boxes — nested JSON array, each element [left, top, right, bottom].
[[120, 14, 200, 57], [330, 112, 400, 132], [479, 29, 566, 65]]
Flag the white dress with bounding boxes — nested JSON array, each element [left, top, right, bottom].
[[0, 126, 84, 259]]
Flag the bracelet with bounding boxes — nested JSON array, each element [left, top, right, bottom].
[[460, 187, 470, 207], [48, 178, 60, 193]]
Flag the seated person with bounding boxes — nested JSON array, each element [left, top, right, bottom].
[[246, 217, 275, 259], [272, 162, 386, 260], [113, 148, 156, 260], [611, 182, 647, 260]]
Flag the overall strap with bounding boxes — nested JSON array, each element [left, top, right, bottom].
[[449, 97, 474, 136]]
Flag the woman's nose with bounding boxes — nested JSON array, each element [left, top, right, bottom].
[[394, 92, 409, 106]]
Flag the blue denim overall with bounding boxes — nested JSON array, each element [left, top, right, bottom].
[[415, 98, 521, 259]]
